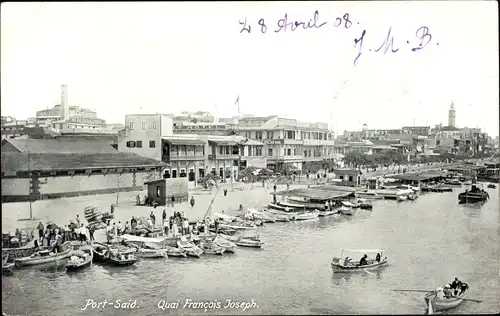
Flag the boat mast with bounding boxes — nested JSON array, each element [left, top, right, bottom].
[[28, 149, 33, 219]]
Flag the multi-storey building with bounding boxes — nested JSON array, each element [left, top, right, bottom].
[[344, 124, 403, 140], [402, 126, 431, 136], [117, 114, 265, 186], [35, 85, 107, 128], [237, 116, 336, 171]]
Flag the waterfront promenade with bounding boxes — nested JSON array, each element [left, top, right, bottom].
[[1, 162, 457, 233]]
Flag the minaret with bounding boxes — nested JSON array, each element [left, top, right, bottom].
[[60, 84, 69, 121], [448, 101, 456, 127]]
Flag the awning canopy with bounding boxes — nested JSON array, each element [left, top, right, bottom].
[[208, 140, 239, 146], [163, 138, 206, 145]]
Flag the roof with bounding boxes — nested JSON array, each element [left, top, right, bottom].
[[389, 172, 445, 181], [372, 145, 397, 150], [310, 184, 357, 193], [440, 126, 460, 131], [1, 152, 167, 173], [274, 188, 354, 200], [2, 138, 117, 154], [208, 140, 239, 146], [162, 138, 206, 145]]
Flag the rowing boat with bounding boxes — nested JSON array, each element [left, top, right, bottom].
[[331, 248, 387, 273], [177, 236, 203, 258], [318, 209, 338, 217], [14, 241, 73, 267], [424, 286, 468, 314], [338, 206, 353, 216], [294, 210, 320, 221], [66, 246, 93, 271]]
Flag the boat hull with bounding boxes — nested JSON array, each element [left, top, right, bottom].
[[425, 290, 467, 312], [66, 257, 92, 271], [331, 260, 388, 273], [318, 210, 338, 217], [14, 248, 72, 267], [2, 263, 15, 275]]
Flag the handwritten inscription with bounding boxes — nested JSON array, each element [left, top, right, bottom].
[[238, 10, 438, 66]]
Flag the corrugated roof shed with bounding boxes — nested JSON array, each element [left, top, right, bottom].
[[1, 152, 167, 172], [2, 139, 116, 154]]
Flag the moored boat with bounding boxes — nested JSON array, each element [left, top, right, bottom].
[[355, 191, 385, 200], [177, 237, 203, 258], [487, 183, 496, 189], [213, 235, 237, 253], [2, 253, 14, 275], [318, 209, 338, 217], [14, 241, 72, 267], [199, 239, 225, 255], [66, 246, 93, 271], [331, 248, 388, 273], [294, 210, 320, 221], [267, 203, 294, 212], [234, 238, 264, 248], [342, 201, 359, 209], [356, 199, 373, 210], [424, 284, 469, 314], [338, 206, 353, 216], [263, 208, 291, 219], [165, 246, 187, 258], [107, 251, 138, 266]]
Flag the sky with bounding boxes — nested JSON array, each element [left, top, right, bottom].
[[1, 2, 499, 136]]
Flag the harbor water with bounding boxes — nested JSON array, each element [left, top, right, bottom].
[[2, 187, 499, 315]]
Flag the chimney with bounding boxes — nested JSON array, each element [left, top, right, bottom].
[[60, 84, 69, 120]]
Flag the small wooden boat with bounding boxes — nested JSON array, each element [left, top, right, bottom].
[[177, 237, 203, 258], [356, 199, 373, 210], [246, 209, 276, 223], [66, 246, 93, 271], [107, 251, 138, 266], [199, 239, 225, 255], [487, 183, 496, 189], [91, 242, 110, 262], [14, 241, 73, 267], [2, 253, 14, 275], [234, 238, 264, 248], [331, 248, 387, 273], [276, 201, 308, 209], [424, 285, 468, 314], [342, 201, 359, 209], [338, 206, 353, 216], [318, 210, 338, 217], [264, 209, 291, 221], [267, 203, 294, 212], [294, 210, 320, 221], [444, 179, 462, 186], [213, 236, 236, 253], [219, 222, 257, 230], [135, 247, 167, 259], [355, 191, 385, 200], [165, 246, 187, 258]]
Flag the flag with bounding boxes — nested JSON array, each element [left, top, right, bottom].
[[235, 95, 240, 114]]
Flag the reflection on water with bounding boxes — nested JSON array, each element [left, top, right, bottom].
[[2, 188, 499, 315]]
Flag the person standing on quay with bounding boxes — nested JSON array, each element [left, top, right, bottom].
[[150, 211, 156, 227], [273, 184, 277, 193], [37, 222, 44, 241], [190, 196, 195, 208], [162, 209, 167, 226], [76, 214, 80, 227]]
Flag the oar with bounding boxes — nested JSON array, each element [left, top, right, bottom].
[[392, 289, 434, 293], [461, 298, 482, 303], [363, 269, 375, 276]]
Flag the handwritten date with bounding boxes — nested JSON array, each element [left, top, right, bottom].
[[239, 10, 352, 34]]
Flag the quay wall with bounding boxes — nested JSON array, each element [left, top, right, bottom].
[[1, 171, 158, 203]]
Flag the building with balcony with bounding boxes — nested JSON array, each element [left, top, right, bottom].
[[118, 114, 265, 186], [237, 115, 336, 171]]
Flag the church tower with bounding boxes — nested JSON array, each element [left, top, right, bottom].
[[448, 101, 456, 127]]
